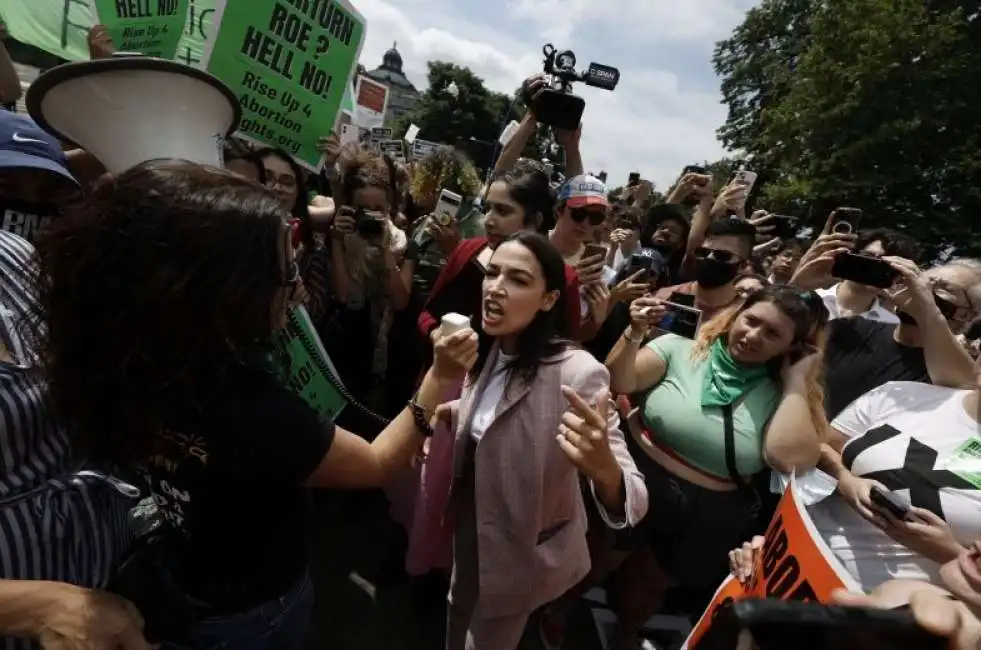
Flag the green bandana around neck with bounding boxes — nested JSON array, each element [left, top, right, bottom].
[[700, 337, 771, 408]]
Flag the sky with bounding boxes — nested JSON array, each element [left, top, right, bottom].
[[350, 0, 759, 192]]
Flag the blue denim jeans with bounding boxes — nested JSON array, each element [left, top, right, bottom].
[[162, 572, 314, 650]]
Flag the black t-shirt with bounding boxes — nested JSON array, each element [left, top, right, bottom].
[[0, 199, 58, 242], [824, 318, 930, 420], [141, 366, 333, 611]]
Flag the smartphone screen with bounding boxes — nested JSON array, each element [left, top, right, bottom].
[[683, 164, 708, 176], [831, 252, 897, 289], [434, 189, 463, 226], [659, 302, 702, 339], [628, 172, 640, 186], [668, 292, 696, 308], [695, 599, 947, 650]]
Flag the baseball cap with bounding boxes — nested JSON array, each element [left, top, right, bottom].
[[0, 112, 77, 184], [648, 203, 691, 229], [558, 174, 608, 210]]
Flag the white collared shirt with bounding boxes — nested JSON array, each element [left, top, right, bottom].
[[817, 282, 899, 323]]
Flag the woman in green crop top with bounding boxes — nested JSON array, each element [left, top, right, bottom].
[[599, 285, 831, 650]]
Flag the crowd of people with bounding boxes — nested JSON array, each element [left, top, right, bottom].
[[0, 25, 979, 650]]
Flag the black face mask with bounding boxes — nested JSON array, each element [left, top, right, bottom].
[[0, 199, 57, 242], [695, 257, 740, 289]]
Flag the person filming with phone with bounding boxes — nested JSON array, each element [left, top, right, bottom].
[[793, 210, 919, 323], [804, 345, 981, 594], [593, 285, 830, 650], [548, 175, 616, 340]]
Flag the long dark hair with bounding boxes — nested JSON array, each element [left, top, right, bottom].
[[31, 160, 289, 466], [468, 231, 573, 384], [254, 147, 313, 253], [491, 165, 554, 231]]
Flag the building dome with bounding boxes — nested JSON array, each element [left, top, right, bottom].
[[382, 42, 403, 72], [363, 42, 421, 126]]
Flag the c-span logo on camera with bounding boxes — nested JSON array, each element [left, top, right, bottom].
[[585, 63, 620, 90]]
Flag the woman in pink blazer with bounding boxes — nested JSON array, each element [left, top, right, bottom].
[[439, 231, 648, 650]]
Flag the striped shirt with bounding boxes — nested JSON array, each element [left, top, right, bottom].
[[0, 231, 136, 650]]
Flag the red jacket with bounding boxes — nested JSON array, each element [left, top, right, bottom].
[[418, 237, 582, 341]]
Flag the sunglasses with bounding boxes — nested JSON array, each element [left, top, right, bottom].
[[693, 246, 739, 264], [569, 207, 606, 227]]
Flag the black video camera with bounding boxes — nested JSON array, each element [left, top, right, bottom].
[[531, 44, 620, 130]]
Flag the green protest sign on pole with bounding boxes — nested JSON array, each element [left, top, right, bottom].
[[91, 0, 189, 58], [201, 0, 366, 171]]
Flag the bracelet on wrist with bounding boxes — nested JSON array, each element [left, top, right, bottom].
[[407, 398, 435, 438], [623, 327, 644, 344]]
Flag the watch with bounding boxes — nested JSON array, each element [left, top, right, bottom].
[[407, 399, 435, 438]]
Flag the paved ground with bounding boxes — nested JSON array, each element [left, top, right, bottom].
[[305, 489, 604, 650]]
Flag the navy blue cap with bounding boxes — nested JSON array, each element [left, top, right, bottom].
[[0, 112, 77, 185]]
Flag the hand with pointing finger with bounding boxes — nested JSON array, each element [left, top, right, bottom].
[[557, 387, 621, 489], [610, 269, 650, 305]]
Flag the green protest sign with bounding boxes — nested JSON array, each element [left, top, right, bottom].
[[274, 306, 347, 423], [174, 0, 215, 66], [0, 0, 213, 63], [91, 0, 189, 58], [201, 0, 365, 170], [0, 0, 95, 61]]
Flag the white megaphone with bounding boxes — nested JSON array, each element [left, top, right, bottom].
[[26, 54, 240, 173]]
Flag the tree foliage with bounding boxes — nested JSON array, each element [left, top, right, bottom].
[[393, 62, 548, 170], [714, 0, 981, 258]]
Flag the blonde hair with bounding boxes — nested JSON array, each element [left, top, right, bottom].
[[690, 291, 831, 442]]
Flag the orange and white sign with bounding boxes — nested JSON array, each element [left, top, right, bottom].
[[683, 475, 861, 650], [354, 75, 389, 129]]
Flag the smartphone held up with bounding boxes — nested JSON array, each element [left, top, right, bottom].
[[624, 248, 667, 289], [433, 189, 464, 227], [828, 207, 863, 235], [831, 252, 898, 289]]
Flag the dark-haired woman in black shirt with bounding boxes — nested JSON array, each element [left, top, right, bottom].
[[30, 159, 479, 650]]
